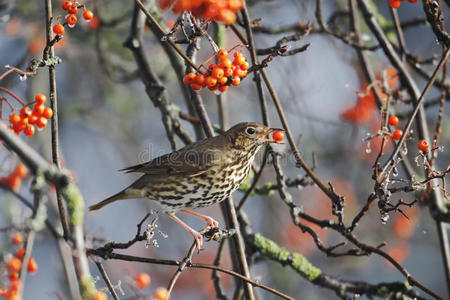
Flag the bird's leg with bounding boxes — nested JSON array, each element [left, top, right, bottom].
[[166, 212, 203, 250], [180, 209, 219, 231]]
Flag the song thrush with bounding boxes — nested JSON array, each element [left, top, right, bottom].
[[89, 122, 280, 249]]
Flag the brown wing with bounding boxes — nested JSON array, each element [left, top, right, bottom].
[[119, 135, 225, 176]]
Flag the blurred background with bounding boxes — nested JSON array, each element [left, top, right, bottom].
[[0, 0, 449, 299]]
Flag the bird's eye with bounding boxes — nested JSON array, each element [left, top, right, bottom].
[[246, 127, 256, 135]]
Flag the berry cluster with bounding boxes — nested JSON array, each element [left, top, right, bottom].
[[8, 94, 53, 137], [0, 163, 28, 191], [183, 49, 248, 93], [388, 114, 429, 151], [0, 233, 38, 300], [53, 1, 94, 36], [389, 0, 418, 8], [159, 0, 243, 25]]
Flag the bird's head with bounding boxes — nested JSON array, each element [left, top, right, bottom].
[[225, 122, 283, 149]]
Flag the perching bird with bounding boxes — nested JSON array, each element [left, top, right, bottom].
[[89, 122, 281, 250]]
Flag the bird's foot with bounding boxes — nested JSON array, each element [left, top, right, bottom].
[[191, 230, 203, 251]]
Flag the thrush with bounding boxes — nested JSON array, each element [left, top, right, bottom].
[[89, 122, 281, 249]]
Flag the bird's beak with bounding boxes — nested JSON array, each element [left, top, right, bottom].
[[257, 128, 284, 144]]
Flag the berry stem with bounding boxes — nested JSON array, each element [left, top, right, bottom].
[[0, 87, 26, 106]]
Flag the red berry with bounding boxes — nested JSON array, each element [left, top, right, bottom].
[[218, 85, 229, 92], [83, 10, 94, 21], [68, 5, 78, 14], [9, 272, 19, 282], [16, 247, 25, 259], [9, 114, 21, 125], [205, 76, 217, 87], [392, 129, 403, 140], [42, 107, 53, 119], [207, 63, 217, 73], [183, 72, 196, 85], [6, 257, 22, 272], [62, 1, 72, 10], [14, 164, 28, 178], [32, 104, 45, 117], [24, 124, 35, 137], [36, 117, 48, 129], [389, 0, 401, 8], [135, 272, 151, 289], [92, 292, 107, 300], [191, 83, 202, 91], [234, 55, 246, 66], [219, 59, 232, 69], [212, 67, 224, 79], [418, 139, 429, 151], [240, 61, 249, 70], [67, 14, 78, 26], [388, 115, 399, 127], [218, 76, 228, 85], [53, 24, 65, 35], [12, 232, 22, 244], [223, 67, 233, 77], [35, 93, 47, 105], [272, 131, 284, 142], [28, 115, 39, 125], [408, 0, 418, 2], [217, 49, 228, 61], [194, 74, 205, 85], [27, 257, 38, 273], [20, 106, 32, 118]]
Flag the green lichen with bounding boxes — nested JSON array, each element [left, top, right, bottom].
[[253, 233, 322, 281], [80, 275, 97, 299], [61, 183, 85, 226]]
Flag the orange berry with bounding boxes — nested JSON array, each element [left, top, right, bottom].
[[9, 272, 19, 282], [135, 272, 151, 289], [24, 124, 35, 137], [392, 129, 403, 140], [35, 93, 46, 105], [389, 0, 401, 8], [232, 76, 240, 86], [208, 85, 218, 91], [5, 289, 21, 300], [8, 174, 21, 190], [218, 85, 228, 92], [190, 83, 202, 91], [6, 257, 22, 272], [91, 291, 107, 300], [194, 74, 205, 85], [217, 49, 228, 61], [67, 14, 78, 26], [88, 16, 100, 29], [388, 115, 399, 127], [223, 67, 233, 77], [27, 257, 38, 273], [62, 1, 72, 10], [154, 287, 169, 300], [205, 76, 217, 87], [207, 63, 217, 73], [68, 5, 78, 14], [9, 114, 21, 125], [216, 8, 236, 25], [42, 107, 53, 119], [183, 72, 196, 85], [240, 61, 249, 70], [14, 164, 28, 178], [12, 232, 22, 244], [272, 131, 284, 142], [234, 55, 246, 66], [28, 115, 39, 125], [16, 247, 25, 259], [219, 59, 232, 69], [20, 107, 32, 118], [228, 0, 244, 11], [218, 76, 228, 85], [32, 104, 45, 117], [418, 139, 429, 151], [211, 67, 224, 79], [36, 117, 48, 129], [83, 10, 94, 21], [53, 24, 64, 35]]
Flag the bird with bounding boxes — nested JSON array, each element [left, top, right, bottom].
[[89, 122, 281, 250]]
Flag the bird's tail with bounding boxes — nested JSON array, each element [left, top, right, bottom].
[[89, 191, 128, 211]]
